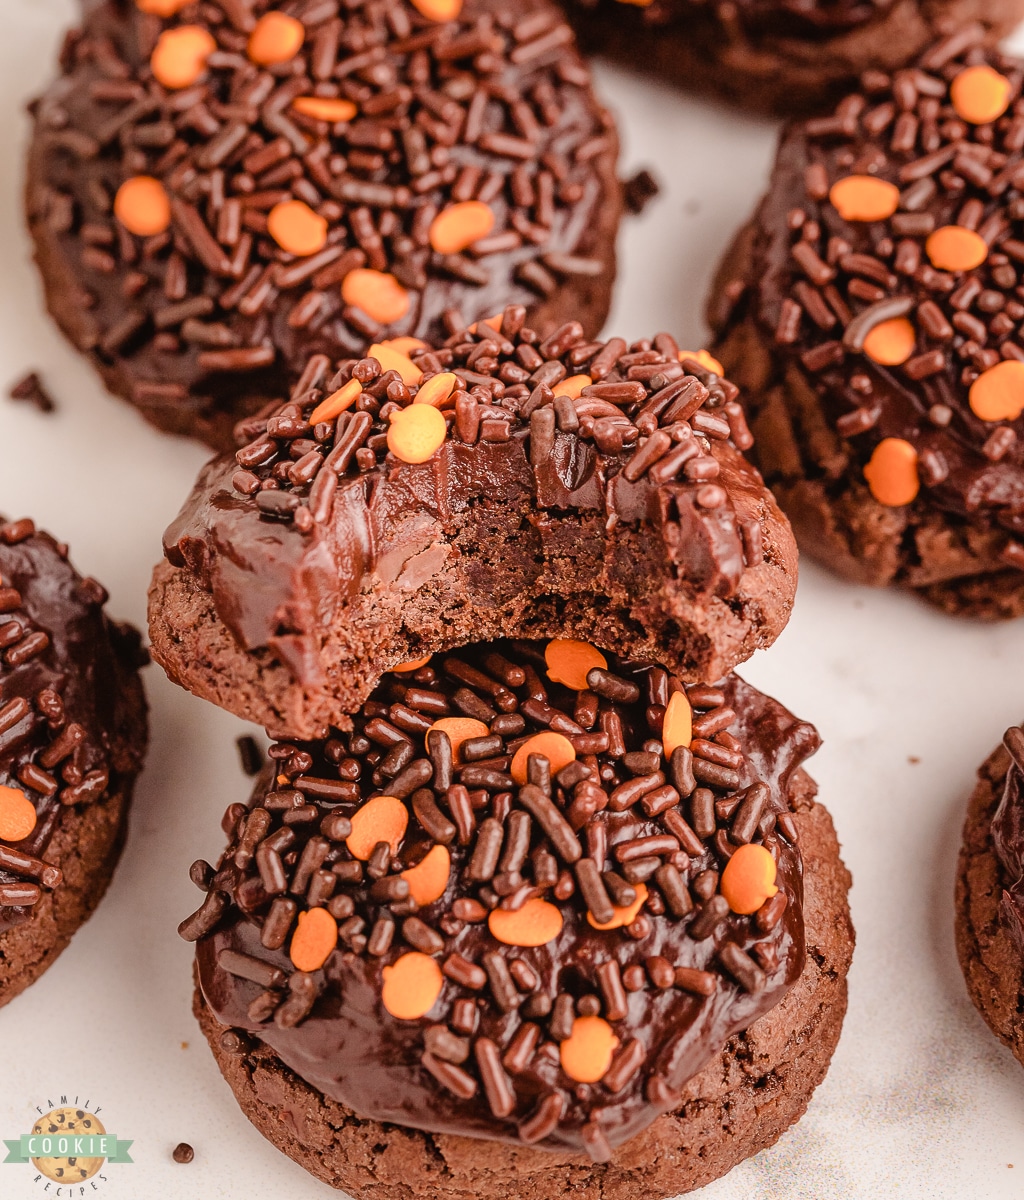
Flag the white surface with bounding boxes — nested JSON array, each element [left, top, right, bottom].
[[2, 3, 1024, 1197]]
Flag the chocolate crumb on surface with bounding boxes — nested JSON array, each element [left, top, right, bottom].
[[622, 169, 659, 217], [172, 1142, 194, 1164], [8, 372, 56, 413]]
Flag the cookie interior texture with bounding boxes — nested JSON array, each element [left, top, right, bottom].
[[27, 0, 620, 450], [0, 518, 148, 1006], [149, 318, 796, 740], [564, 4, 1024, 115], [710, 30, 1024, 618]]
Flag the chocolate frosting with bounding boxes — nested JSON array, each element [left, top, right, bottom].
[[28, 0, 617, 444], [992, 727, 1024, 949], [719, 34, 1024, 555], [189, 648, 816, 1157], [0, 519, 147, 933]]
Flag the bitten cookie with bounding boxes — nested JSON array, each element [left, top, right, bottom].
[[0, 517, 148, 1007], [710, 32, 1024, 618], [148, 314, 797, 740], [956, 723, 1024, 1066], [181, 640, 853, 1196], [565, 6, 1024, 116], [27, 0, 620, 450]]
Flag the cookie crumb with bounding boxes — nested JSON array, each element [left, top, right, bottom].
[[172, 1142, 194, 1164], [180, 1041, 189, 1049], [8, 371, 56, 413], [623, 169, 660, 215], [237, 734, 264, 777], [908, 756, 920, 765]]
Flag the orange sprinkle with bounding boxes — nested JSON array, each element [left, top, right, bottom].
[[863, 438, 919, 507], [559, 1016, 619, 1084], [552, 375, 592, 401], [346, 795, 408, 860], [401, 844, 451, 906], [488, 897, 563, 947], [414, 372, 458, 408], [289, 907, 337, 972], [381, 952, 444, 1019], [510, 731, 576, 785], [926, 226, 988, 273], [950, 64, 1013, 125], [721, 843, 779, 915], [113, 175, 171, 237], [387, 404, 447, 464], [828, 175, 900, 223], [863, 317, 916, 366], [309, 377, 361, 425], [135, 0, 193, 16], [661, 691, 692, 758], [382, 336, 427, 356], [341, 268, 410, 325], [248, 11, 305, 66], [267, 199, 327, 257], [0, 785, 37, 843], [678, 349, 724, 375], [369, 342, 423, 387], [150, 25, 216, 89], [427, 717, 489, 762], [410, 0, 463, 21], [292, 96, 357, 123], [428, 201, 495, 254], [392, 654, 432, 673], [587, 882, 648, 931], [969, 360, 1024, 422], [469, 314, 503, 335], [544, 639, 607, 691]]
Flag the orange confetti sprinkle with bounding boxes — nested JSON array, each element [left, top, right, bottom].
[[488, 897, 564, 947], [135, 0, 192, 15], [469, 314, 503, 335], [969, 360, 1024, 422], [864, 438, 919, 507], [427, 717, 489, 762], [863, 317, 916, 366], [662, 691, 692, 758], [289, 907, 337, 972], [150, 25, 216, 89], [383, 336, 428, 356], [113, 175, 171, 237], [510, 731, 576, 785], [392, 654, 432, 673], [925, 226, 988, 273], [829, 175, 900, 223], [248, 11, 305, 66], [401, 844, 451, 906], [552, 375, 592, 400], [544, 639, 607, 691], [381, 952, 444, 1019], [414, 372, 458, 408], [346, 795, 408, 860], [559, 1016, 619, 1083], [0, 785, 37, 843], [410, 0, 463, 21], [721, 843, 779, 914], [679, 349, 724, 375], [341, 268, 410, 325], [429, 201, 496, 255], [309, 377, 361, 425], [292, 96, 357, 123], [587, 882, 648, 931], [369, 342, 423, 387], [950, 64, 1013, 126], [387, 404, 447, 464], [267, 199, 327, 257]]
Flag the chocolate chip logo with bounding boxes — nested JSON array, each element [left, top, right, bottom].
[[3, 1098, 132, 1191]]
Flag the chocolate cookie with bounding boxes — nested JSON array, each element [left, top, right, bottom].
[[956, 724, 1024, 1066], [26, 0, 620, 451], [710, 32, 1024, 619], [149, 315, 797, 740], [181, 641, 853, 1194], [0, 517, 148, 1007], [565, 5, 1024, 116]]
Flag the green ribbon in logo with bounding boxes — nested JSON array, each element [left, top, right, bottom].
[[3, 1134, 133, 1163]]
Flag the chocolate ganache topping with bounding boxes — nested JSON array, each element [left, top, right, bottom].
[[714, 31, 1024, 567], [574, 0, 898, 40], [155, 311, 794, 736], [0, 518, 147, 934], [992, 724, 1024, 950], [28, 0, 617, 446], [182, 640, 816, 1159]]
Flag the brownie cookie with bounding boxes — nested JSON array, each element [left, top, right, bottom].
[[710, 32, 1024, 619], [181, 641, 853, 1194], [26, 0, 620, 451], [0, 517, 148, 1007], [148, 315, 797, 740], [565, 5, 1024, 116], [956, 724, 1024, 1066]]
